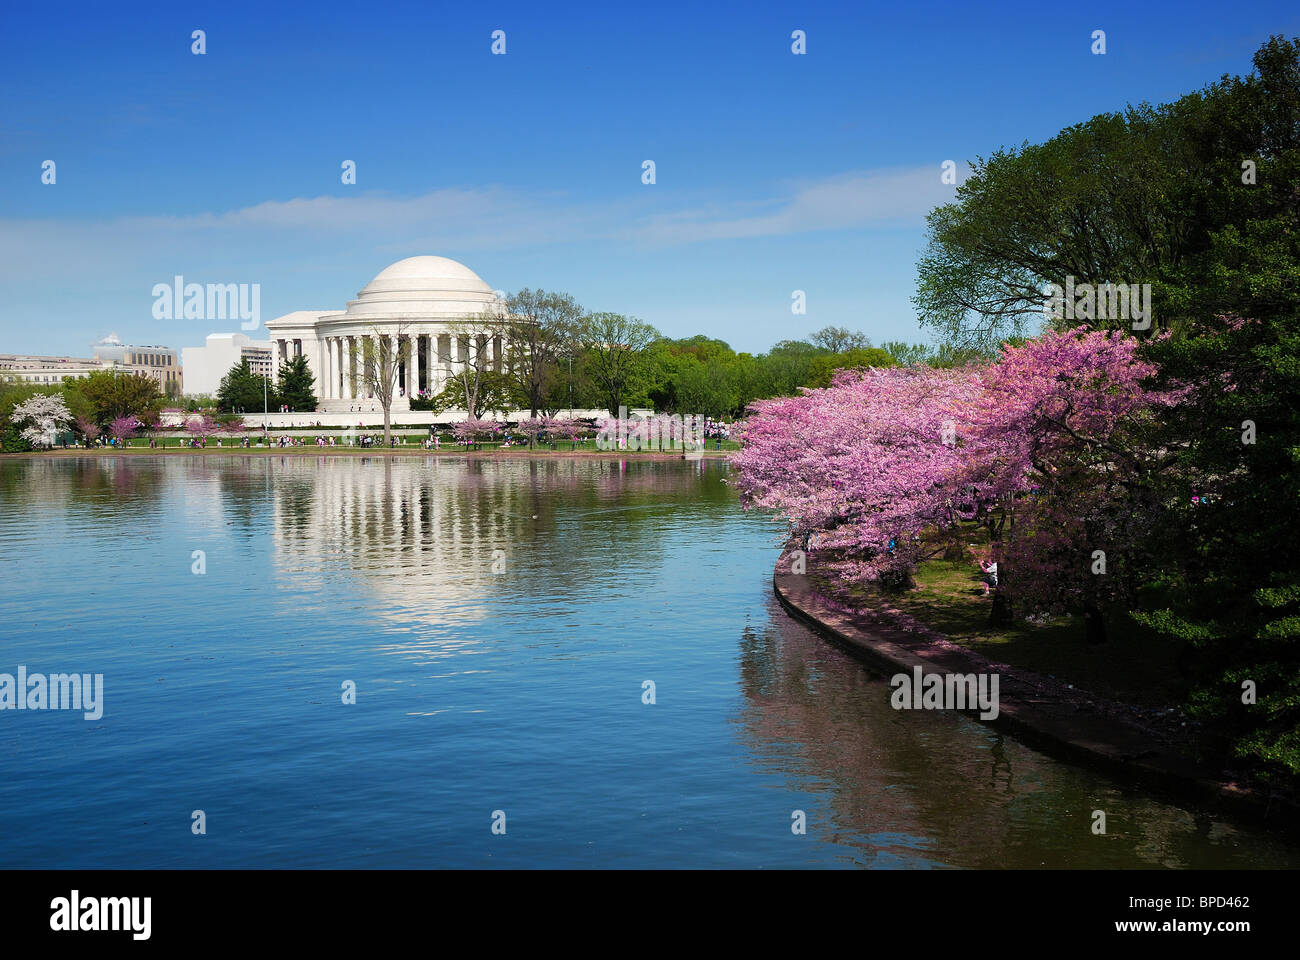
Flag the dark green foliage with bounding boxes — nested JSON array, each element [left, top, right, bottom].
[[915, 36, 1300, 351], [216, 360, 275, 413], [1139, 308, 1300, 780], [912, 34, 1300, 783], [276, 355, 317, 412]]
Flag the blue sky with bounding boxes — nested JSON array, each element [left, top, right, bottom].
[[1, 0, 1297, 357]]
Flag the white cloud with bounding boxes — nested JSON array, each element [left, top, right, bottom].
[[0, 164, 963, 274], [630, 166, 963, 245]]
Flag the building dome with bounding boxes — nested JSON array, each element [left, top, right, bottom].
[[361, 256, 493, 296], [340, 256, 501, 320]]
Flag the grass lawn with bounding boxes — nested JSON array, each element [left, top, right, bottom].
[[826, 556, 1187, 709]]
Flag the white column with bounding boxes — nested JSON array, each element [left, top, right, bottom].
[[331, 338, 339, 400], [355, 336, 365, 400], [364, 335, 374, 398], [357, 335, 367, 400], [411, 332, 422, 397], [342, 337, 353, 401], [371, 335, 382, 400]]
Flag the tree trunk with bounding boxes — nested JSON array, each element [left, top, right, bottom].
[[382, 404, 391, 446], [1083, 600, 1107, 645], [989, 588, 1013, 626]]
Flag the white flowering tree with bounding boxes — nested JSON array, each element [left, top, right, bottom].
[[12, 394, 72, 448]]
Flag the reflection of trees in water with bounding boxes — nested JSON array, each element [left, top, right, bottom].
[[2, 457, 167, 520], [273, 468, 317, 535], [735, 613, 957, 865], [735, 600, 1296, 868], [214, 457, 274, 535]]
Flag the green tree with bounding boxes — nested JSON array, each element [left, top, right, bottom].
[[806, 346, 896, 388], [578, 312, 660, 416], [914, 36, 1300, 350], [881, 341, 931, 366], [504, 289, 583, 416], [1137, 310, 1300, 781], [756, 340, 825, 398], [70, 370, 164, 427], [277, 355, 317, 412], [216, 360, 275, 414], [907, 34, 1300, 785], [810, 326, 872, 353], [427, 370, 514, 420]]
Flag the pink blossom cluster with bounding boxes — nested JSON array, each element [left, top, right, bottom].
[[734, 328, 1184, 594], [453, 418, 501, 444]]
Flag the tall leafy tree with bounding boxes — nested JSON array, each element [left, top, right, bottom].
[[578, 312, 659, 416], [810, 326, 873, 353], [806, 346, 897, 388], [758, 340, 825, 398], [1138, 311, 1300, 780], [914, 36, 1300, 350], [276, 355, 317, 412], [71, 370, 164, 427], [216, 359, 275, 414], [504, 289, 583, 417]]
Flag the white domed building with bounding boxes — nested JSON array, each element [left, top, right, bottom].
[[263, 256, 508, 413]]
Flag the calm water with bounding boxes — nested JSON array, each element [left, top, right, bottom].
[[0, 455, 1295, 869]]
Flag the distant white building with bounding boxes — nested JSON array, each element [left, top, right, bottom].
[[181, 332, 275, 397]]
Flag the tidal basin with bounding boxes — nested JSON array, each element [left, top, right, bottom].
[[0, 455, 1295, 868]]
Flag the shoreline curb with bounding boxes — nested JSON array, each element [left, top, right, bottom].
[[772, 558, 1298, 833]]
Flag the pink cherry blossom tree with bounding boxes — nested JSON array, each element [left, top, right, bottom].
[[733, 363, 981, 585], [545, 415, 581, 450], [108, 415, 138, 445], [454, 418, 499, 449], [516, 416, 544, 448], [734, 327, 1186, 635], [961, 327, 1185, 631], [184, 414, 222, 446], [74, 414, 99, 445]]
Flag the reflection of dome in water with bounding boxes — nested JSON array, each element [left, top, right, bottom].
[[258, 457, 685, 661], [266, 458, 526, 624]]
